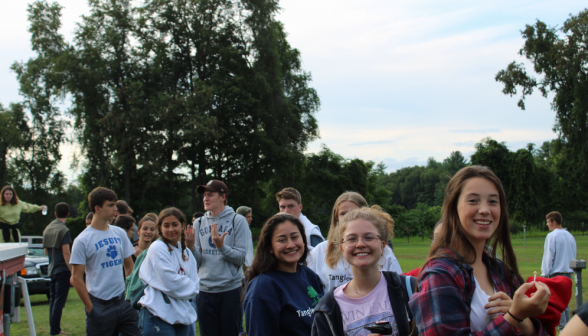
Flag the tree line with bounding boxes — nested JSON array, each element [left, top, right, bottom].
[[1, 2, 587, 239]]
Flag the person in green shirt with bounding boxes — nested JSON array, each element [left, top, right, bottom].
[[0, 186, 46, 243]]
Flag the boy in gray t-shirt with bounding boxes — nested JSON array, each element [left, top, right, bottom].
[[70, 187, 140, 336]]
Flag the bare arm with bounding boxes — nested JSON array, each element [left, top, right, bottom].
[[62, 244, 71, 272], [560, 315, 588, 336], [72, 264, 92, 312], [44, 248, 48, 256], [123, 256, 134, 277]]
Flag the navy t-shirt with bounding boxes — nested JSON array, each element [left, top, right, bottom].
[[244, 265, 324, 336]]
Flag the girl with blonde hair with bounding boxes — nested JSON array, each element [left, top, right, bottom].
[[312, 206, 416, 336], [307, 191, 402, 291]]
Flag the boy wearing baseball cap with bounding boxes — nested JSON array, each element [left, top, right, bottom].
[[186, 180, 251, 336]]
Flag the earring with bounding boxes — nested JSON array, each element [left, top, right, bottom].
[[378, 256, 385, 270]]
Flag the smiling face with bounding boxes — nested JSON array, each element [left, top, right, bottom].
[[457, 177, 501, 248], [278, 199, 302, 219], [140, 220, 156, 243], [340, 218, 385, 269], [270, 220, 304, 273], [161, 215, 183, 247], [3, 190, 13, 203]]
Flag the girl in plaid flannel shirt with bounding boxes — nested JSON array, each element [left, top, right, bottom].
[[409, 165, 551, 336]]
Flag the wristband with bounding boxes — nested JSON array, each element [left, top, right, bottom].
[[507, 311, 524, 323]]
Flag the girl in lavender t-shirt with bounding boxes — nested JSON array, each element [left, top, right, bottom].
[[312, 207, 415, 336]]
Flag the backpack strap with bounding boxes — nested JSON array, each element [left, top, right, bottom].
[[405, 275, 413, 298]]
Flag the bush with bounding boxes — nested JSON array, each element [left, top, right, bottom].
[[66, 216, 87, 240]]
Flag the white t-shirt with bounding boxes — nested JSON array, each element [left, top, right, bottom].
[[70, 225, 135, 300], [469, 276, 496, 332], [334, 272, 399, 336], [307, 241, 402, 292]]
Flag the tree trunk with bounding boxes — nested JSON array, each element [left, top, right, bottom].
[[124, 156, 131, 203], [0, 147, 7, 187], [198, 145, 207, 208], [168, 151, 175, 207], [190, 158, 197, 212]]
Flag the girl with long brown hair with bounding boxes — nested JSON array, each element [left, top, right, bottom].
[[243, 213, 324, 336], [409, 165, 551, 335], [0, 185, 47, 242], [138, 208, 199, 336], [307, 191, 401, 291]]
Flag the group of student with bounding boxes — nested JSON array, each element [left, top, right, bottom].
[[3, 164, 588, 336]]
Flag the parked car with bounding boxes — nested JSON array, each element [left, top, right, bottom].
[[19, 235, 51, 299]]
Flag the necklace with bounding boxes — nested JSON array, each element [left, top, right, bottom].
[[351, 280, 361, 295]]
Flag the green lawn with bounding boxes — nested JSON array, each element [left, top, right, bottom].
[[9, 235, 588, 335]]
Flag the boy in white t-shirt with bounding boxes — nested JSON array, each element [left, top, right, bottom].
[[70, 187, 140, 336], [276, 187, 325, 250]]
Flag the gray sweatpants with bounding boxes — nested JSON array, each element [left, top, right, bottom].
[[85, 293, 140, 336]]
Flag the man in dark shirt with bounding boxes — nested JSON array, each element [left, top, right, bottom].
[[42, 202, 72, 336]]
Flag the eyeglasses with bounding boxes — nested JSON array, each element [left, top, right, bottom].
[[341, 233, 381, 247]]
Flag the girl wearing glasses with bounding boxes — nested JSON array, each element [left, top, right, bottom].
[[307, 192, 402, 292], [409, 166, 550, 335], [312, 206, 416, 336], [243, 213, 324, 336]]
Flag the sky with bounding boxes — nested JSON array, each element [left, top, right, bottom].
[[1, 0, 586, 179]]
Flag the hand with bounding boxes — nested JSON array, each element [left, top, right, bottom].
[[184, 225, 196, 249], [86, 303, 93, 314], [70, 275, 74, 287], [211, 224, 228, 249], [510, 281, 551, 320], [485, 291, 512, 319]]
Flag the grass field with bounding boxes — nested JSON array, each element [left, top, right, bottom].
[[9, 235, 588, 335]]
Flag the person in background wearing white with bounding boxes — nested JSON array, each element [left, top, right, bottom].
[[307, 191, 402, 292], [138, 208, 199, 336], [541, 211, 577, 331], [276, 187, 325, 250]]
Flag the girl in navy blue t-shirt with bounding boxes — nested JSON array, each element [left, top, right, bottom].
[[244, 213, 324, 336]]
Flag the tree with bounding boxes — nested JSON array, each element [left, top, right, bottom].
[[496, 9, 588, 209], [0, 103, 28, 186]]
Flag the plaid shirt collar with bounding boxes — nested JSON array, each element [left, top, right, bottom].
[[438, 248, 514, 296]]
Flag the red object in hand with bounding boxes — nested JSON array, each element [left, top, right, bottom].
[[403, 268, 421, 277], [524, 275, 572, 336]]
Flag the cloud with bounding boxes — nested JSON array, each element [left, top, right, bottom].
[[349, 140, 392, 146], [451, 129, 501, 134], [453, 141, 476, 147]]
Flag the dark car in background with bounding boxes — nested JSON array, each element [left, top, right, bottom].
[[19, 235, 51, 299]]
